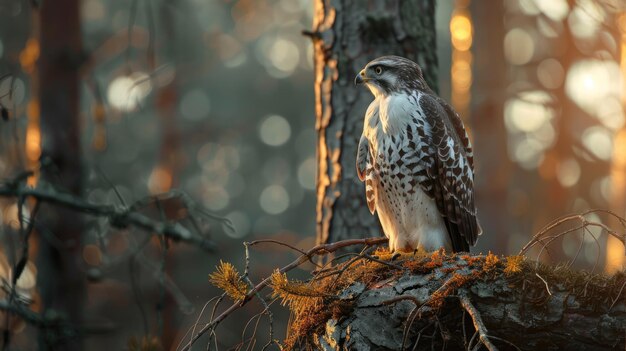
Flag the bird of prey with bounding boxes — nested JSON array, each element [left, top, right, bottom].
[[355, 56, 481, 253]]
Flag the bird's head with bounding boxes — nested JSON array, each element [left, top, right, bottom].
[[355, 56, 429, 98]]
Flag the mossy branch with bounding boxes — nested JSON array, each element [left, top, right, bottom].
[[294, 252, 626, 350], [188, 210, 626, 350], [180, 237, 388, 351]]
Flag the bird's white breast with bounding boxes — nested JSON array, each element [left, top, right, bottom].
[[364, 92, 451, 252], [364, 92, 423, 148], [378, 93, 416, 135]]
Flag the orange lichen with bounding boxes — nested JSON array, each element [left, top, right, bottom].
[[273, 250, 626, 349], [428, 270, 481, 310], [247, 250, 546, 348], [504, 255, 525, 275], [465, 254, 484, 266], [483, 252, 500, 271], [420, 248, 445, 270]]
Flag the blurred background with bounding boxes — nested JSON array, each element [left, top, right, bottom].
[[0, 0, 625, 349]]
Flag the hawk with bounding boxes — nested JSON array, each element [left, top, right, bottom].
[[355, 56, 481, 253]]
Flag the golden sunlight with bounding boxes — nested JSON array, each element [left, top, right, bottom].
[[148, 166, 173, 194], [25, 100, 40, 187], [606, 13, 626, 273], [450, 1, 473, 121]]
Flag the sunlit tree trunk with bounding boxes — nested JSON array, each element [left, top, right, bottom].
[[37, 0, 84, 349], [313, 0, 438, 246]]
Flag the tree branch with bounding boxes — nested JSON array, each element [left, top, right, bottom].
[[0, 182, 218, 250], [458, 292, 497, 351], [179, 237, 388, 351]]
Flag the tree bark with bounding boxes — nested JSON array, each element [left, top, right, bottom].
[[313, 0, 438, 247], [300, 255, 626, 351], [37, 1, 84, 349]]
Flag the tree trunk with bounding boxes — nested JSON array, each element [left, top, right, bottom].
[[313, 0, 438, 247], [470, 1, 512, 254], [37, 1, 84, 349], [296, 254, 626, 350]]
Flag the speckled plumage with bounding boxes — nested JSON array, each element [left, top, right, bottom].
[[355, 56, 481, 252]]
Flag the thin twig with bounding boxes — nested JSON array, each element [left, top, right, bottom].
[[242, 242, 277, 349], [179, 237, 388, 351], [535, 273, 552, 296], [458, 292, 498, 351], [247, 239, 322, 268]]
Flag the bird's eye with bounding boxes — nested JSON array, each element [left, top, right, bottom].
[[375, 66, 383, 75]]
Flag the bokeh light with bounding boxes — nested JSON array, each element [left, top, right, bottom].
[[259, 115, 291, 146], [107, 72, 152, 112], [535, 0, 569, 22], [256, 36, 301, 78], [568, 3, 603, 40], [595, 98, 625, 130], [504, 28, 535, 65], [556, 158, 581, 187], [504, 91, 554, 133], [581, 126, 613, 160], [147, 166, 173, 194], [179, 89, 211, 121], [203, 185, 230, 211], [537, 58, 565, 89], [259, 184, 290, 214], [297, 157, 316, 190], [566, 59, 622, 116], [450, 12, 472, 51], [450, 2, 473, 121]]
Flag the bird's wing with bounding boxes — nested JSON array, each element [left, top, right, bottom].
[[356, 135, 377, 214], [356, 135, 368, 181], [414, 94, 480, 252], [436, 96, 475, 169]]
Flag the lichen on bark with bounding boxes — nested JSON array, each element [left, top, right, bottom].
[[283, 251, 626, 350]]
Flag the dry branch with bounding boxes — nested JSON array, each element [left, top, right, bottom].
[[458, 291, 497, 351], [0, 181, 219, 250], [179, 237, 388, 351], [0, 175, 225, 347]]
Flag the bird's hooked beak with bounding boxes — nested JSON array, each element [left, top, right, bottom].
[[354, 69, 366, 85]]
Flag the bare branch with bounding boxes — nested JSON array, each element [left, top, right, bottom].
[[458, 292, 498, 351], [0, 182, 219, 250], [180, 237, 388, 351]]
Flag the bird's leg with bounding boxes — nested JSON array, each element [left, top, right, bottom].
[[392, 245, 416, 261]]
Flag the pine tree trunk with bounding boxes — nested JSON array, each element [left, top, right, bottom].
[[313, 0, 438, 247], [37, 1, 84, 349]]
